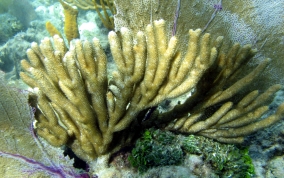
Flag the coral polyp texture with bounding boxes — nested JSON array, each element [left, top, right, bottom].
[[20, 18, 283, 162]]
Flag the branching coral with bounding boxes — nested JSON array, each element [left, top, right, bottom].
[[20, 19, 223, 161], [61, 0, 115, 29], [156, 41, 284, 143], [45, 0, 80, 44], [20, 18, 284, 162]]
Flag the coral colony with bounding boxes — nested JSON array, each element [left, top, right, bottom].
[[1, 0, 284, 177]]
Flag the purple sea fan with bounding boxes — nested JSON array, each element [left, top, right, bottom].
[[0, 73, 89, 177], [0, 151, 89, 178]]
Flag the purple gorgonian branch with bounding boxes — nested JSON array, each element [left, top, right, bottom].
[[202, 0, 223, 33], [172, 0, 181, 36]]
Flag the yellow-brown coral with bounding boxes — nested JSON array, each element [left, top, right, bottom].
[[45, 21, 63, 39], [59, 0, 80, 43], [62, 0, 115, 29], [21, 19, 222, 161], [20, 18, 284, 162]]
